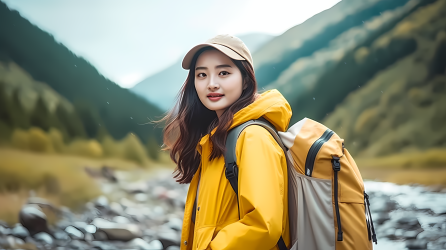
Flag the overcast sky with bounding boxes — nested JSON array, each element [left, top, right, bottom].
[[3, 0, 341, 88]]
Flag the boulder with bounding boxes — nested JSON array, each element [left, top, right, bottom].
[[92, 218, 142, 241]]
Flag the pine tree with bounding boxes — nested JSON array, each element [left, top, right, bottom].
[[29, 96, 52, 131], [55, 104, 86, 140], [9, 89, 30, 129]]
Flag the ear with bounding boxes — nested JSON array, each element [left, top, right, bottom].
[[242, 80, 248, 90]]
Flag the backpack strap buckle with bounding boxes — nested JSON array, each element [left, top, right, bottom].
[[331, 156, 341, 171], [225, 162, 238, 179]]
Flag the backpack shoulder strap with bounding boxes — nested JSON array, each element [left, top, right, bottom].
[[224, 117, 288, 250], [225, 117, 286, 166]]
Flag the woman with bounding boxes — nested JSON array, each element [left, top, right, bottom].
[[161, 34, 291, 250]]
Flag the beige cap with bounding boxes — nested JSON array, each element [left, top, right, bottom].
[[181, 34, 254, 71]]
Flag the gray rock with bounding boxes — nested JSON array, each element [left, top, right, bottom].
[[374, 213, 390, 225], [166, 217, 183, 232], [166, 246, 180, 250], [0, 225, 10, 236], [406, 239, 428, 249], [86, 224, 97, 234], [147, 239, 163, 249], [157, 226, 180, 249], [1, 235, 25, 248], [54, 230, 70, 240], [128, 238, 153, 249], [93, 218, 142, 241], [11, 224, 30, 239], [85, 233, 94, 242], [25, 236, 37, 244], [437, 237, 446, 244], [110, 202, 125, 216], [394, 228, 404, 238], [91, 240, 116, 250], [95, 196, 110, 208], [34, 232, 54, 245], [72, 221, 89, 233], [113, 216, 131, 224], [69, 239, 89, 249], [65, 225, 84, 240], [93, 230, 109, 241], [381, 227, 396, 239], [102, 166, 118, 182], [396, 216, 421, 230], [370, 197, 398, 213], [417, 230, 445, 241], [403, 229, 422, 239], [134, 193, 148, 202], [19, 204, 50, 235]]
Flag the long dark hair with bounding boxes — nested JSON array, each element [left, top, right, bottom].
[[159, 46, 257, 184]]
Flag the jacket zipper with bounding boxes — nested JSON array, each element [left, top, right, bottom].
[[305, 129, 334, 176]]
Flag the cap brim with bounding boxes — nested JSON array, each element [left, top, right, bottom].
[[181, 43, 245, 70]]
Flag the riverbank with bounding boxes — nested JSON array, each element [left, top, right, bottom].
[[0, 148, 174, 225]]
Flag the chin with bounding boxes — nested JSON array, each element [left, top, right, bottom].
[[205, 103, 227, 112]]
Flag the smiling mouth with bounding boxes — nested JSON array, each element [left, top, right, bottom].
[[207, 93, 224, 97]]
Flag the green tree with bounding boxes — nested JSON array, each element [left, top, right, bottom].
[[8, 89, 30, 129], [54, 104, 86, 140], [74, 100, 103, 139], [29, 96, 58, 131]]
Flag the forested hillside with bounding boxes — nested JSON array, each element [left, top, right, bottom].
[[323, 0, 446, 157], [0, 2, 163, 147]]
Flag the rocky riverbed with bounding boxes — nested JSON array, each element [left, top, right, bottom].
[[0, 167, 445, 250]]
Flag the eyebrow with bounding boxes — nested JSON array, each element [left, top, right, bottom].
[[195, 64, 232, 71]]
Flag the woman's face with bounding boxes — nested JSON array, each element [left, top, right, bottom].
[[194, 49, 244, 118]]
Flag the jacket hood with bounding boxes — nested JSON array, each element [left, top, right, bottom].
[[199, 89, 292, 147]]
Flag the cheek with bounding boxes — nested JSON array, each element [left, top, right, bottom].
[[227, 76, 244, 98], [194, 80, 205, 97]]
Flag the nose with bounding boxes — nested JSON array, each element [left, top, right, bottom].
[[207, 75, 219, 91]]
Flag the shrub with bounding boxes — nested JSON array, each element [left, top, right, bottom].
[[121, 133, 148, 166], [147, 136, 160, 161], [11, 128, 29, 150], [48, 128, 65, 153], [101, 135, 122, 158], [66, 139, 103, 158], [28, 127, 54, 153]]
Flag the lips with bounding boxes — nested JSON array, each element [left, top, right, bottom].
[[207, 93, 224, 101], [207, 93, 224, 97]]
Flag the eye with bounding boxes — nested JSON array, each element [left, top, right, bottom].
[[197, 72, 206, 77], [220, 71, 230, 76]]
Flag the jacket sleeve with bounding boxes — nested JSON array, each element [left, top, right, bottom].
[[209, 125, 286, 250]]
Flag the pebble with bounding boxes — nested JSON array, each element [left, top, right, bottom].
[[65, 225, 84, 240], [11, 225, 29, 239], [34, 232, 53, 245]]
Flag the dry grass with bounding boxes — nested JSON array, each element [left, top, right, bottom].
[[0, 148, 175, 225], [356, 148, 446, 169], [356, 148, 446, 186], [359, 168, 446, 186]]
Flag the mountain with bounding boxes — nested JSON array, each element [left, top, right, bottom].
[[130, 33, 275, 111], [322, 0, 446, 157], [0, 1, 163, 143], [0, 61, 86, 140], [251, 0, 407, 89], [266, 0, 433, 123]]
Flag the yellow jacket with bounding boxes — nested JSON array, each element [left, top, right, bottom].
[[180, 89, 292, 250]]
